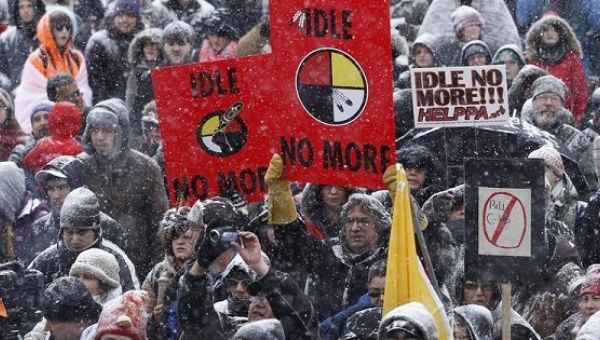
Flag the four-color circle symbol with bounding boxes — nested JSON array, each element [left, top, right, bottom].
[[296, 48, 368, 125]]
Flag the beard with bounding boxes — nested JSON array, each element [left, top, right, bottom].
[[533, 110, 559, 130]]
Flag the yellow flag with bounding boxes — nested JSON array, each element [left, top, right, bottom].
[[383, 164, 452, 338]]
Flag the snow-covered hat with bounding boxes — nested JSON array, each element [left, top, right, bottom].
[[451, 5, 485, 34], [70, 248, 121, 288]]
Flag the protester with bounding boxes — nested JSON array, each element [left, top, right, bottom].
[[77, 100, 168, 277], [556, 264, 600, 338], [125, 28, 163, 114], [23, 156, 126, 263], [138, 100, 161, 157], [28, 187, 139, 290], [14, 10, 92, 133], [198, 13, 238, 62], [379, 302, 438, 340], [491, 44, 526, 88], [0, 0, 45, 91], [396, 33, 440, 89], [526, 15, 588, 124], [0, 88, 27, 161], [508, 65, 548, 117], [93, 290, 149, 340], [451, 304, 494, 340], [69, 248, 123, 304], [85, 0, 143, 103], [461, 39, 492, 66]]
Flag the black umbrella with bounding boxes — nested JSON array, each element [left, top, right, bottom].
[[396, 118, 591, 196]]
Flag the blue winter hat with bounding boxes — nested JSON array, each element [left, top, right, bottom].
[[114, 0, 139, 17], [29, 100, 55, 123]]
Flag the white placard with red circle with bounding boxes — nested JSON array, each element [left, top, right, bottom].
[[478, 187, 531, 257]]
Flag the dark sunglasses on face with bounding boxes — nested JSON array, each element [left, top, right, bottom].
[[53, 23, 71, 31]]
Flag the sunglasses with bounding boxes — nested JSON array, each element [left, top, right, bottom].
[[53, 23, 72, 31]]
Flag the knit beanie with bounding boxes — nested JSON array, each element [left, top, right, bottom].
[[69, 248, 121, 288], [531, 75, 566, 102], [233, 319, 286, 340], [451, 5, 485, 35], [113, 0, 139, 17], [460, 40, 491, 66], [40, 276, 103, 323], [528, 145, 564, 177], [29, 100, 55, 124], [163, 20, 195, 44], [60, 187, 101, 230], [581, 264, 600, 297], [49, 102, 82, 138], [94, 290, 149, 340]]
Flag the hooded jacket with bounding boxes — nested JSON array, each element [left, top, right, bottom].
[[526, 15, 588, 123], [22, 102, 83, 173], [460, 39, 491, 66], [508, 65, 548, 116], [0, 0, 45, 91], [14, 10, 92, 133], [148, 0, 214, 30], [452, 305, 494, 340], [0, 161, 47, 260], [492, 43, 525, 68], [84, 10, 144, 103], [125, 28, 162, 113], [378, 302, 438, 340], [396, 33, 441, 90], [77, 98, 168, 278]]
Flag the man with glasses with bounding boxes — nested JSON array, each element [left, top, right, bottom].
[[263, 153, 391, 322], [530, 75, 592, 182]]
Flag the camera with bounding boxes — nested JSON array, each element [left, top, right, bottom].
[[0, 261, 44, 340], [208, 228, 241, 245]]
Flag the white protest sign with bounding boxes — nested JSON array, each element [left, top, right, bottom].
[[478, 187, 531, 257], [411, 65, 509, 128]]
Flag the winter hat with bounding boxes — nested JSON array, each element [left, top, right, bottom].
[[531, 75, 566, 103], [233, 319, 285, 340], [0, 162, 26, 224], [492, 44, 526, 67], [451, 5, 485, 35], [580, 264, 600, 297], [69, 248, 121, 288], [162, 20, 195, 44], [29, 100, 55, 124], [60, 187, 101, 230], [83, 108, 123, 155], [113, 0, 139, 17], [460, 40, 491, 66], [528, 145, 565, 177], [94, 290, 149, 340], [34, 155, 73, 184], [49, 102, 82, 138], [40, 276, 103, 323]]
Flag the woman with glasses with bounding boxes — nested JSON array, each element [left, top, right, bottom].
[[14, 9, 92, 133]]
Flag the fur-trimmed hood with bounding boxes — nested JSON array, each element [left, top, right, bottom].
[[525, 15, 582, 59], [127, 28, 163, 66]]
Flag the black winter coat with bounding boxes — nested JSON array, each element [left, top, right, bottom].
[[274, 219, 387, 322]]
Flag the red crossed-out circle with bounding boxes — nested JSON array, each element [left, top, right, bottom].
[[482, 191, 527, 249]]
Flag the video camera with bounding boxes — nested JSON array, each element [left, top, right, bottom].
[[0, 261, 44, 340]]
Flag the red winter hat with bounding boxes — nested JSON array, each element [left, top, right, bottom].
[[48, 101, 82, 139], [22, 137, 83, 173], [94, 291, 149, 340], [580, 264, 600, 297]]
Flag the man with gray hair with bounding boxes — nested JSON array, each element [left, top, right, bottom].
[[263, 154, 391, 321], [530, 75, 595, 189]]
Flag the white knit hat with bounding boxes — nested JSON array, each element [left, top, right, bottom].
[[69, 248, 121, 288], [528, 145, 564, 177]]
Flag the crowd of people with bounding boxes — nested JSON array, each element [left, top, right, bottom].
[[3, 0, 600, 339]]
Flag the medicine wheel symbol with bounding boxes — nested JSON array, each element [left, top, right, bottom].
[[197, 103, 247, 157], [296, 48, 368, 125]]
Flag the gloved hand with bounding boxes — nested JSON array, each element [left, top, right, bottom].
[[319, 317, 341, 340], [383, 164, 398, 201], [265, 154, 297, 224]]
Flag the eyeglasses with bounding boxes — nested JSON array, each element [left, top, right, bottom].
[[534, 94, 562, 103], [368, 288, 384, 298], [249, 295, 269, 304], [464, 281, 494, 292], [345, 218, 372, 228], [64, 90, 82, 100]]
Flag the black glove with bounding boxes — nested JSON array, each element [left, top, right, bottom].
[[195, 219, 238, 268]]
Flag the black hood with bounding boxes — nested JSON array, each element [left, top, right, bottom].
[[9, 0, 45, 30]]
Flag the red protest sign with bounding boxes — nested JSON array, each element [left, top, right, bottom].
[[152, 0, 396, 205]]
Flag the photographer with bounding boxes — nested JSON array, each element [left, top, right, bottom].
[[176, 226, 313, 339]]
